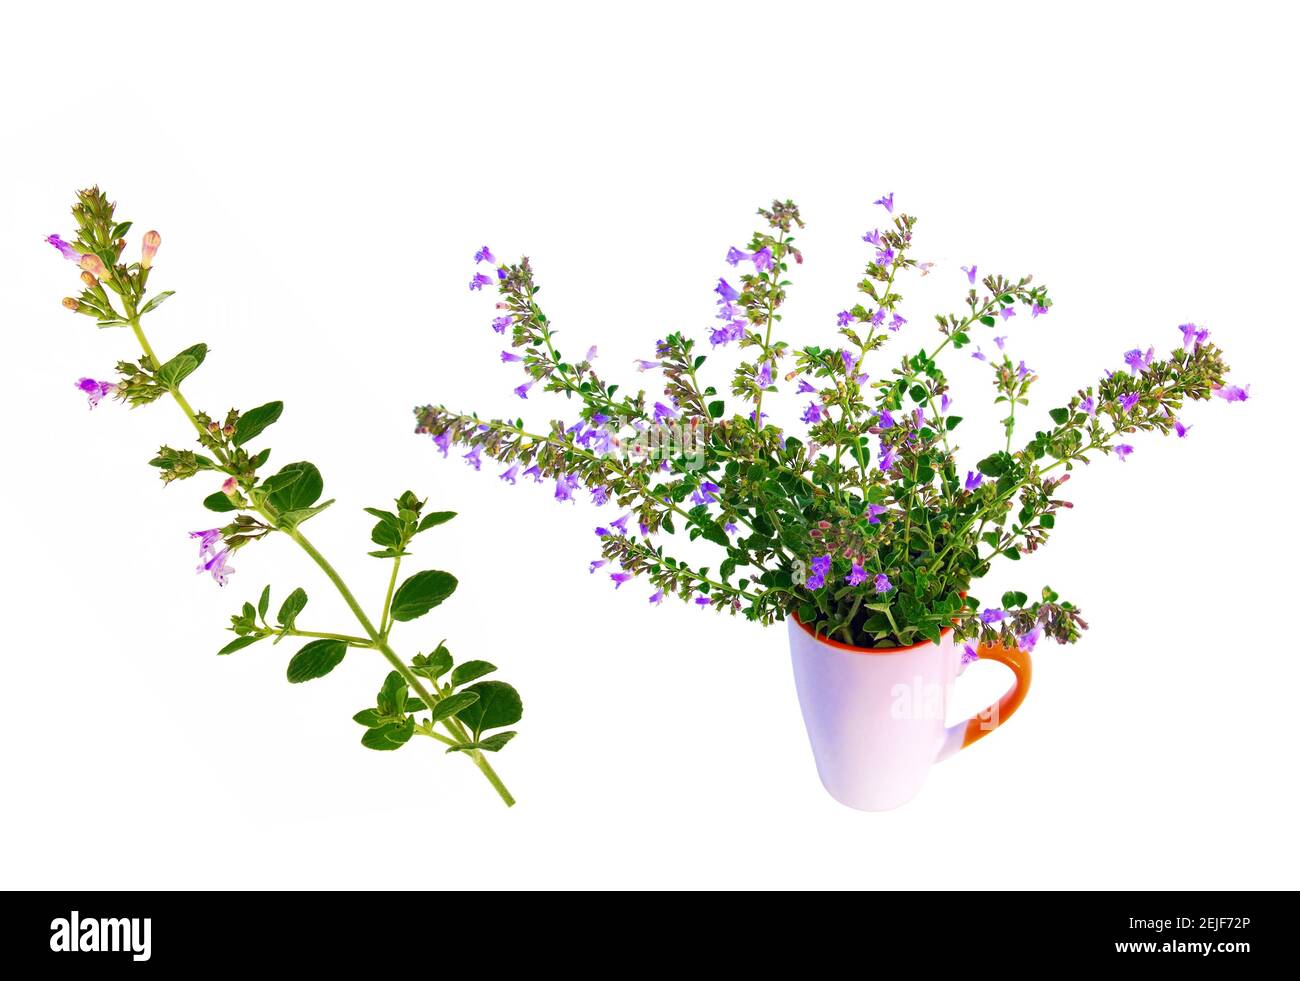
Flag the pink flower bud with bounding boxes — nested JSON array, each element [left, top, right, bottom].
[[222, 476, 239, 497], [78, 253, 109, 281], [141, 230, 161, 269]]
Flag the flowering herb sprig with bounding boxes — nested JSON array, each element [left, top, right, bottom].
[[416, 194, 1246, 652], [50, 188, 521, 806]]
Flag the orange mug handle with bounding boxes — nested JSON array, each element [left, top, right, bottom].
[[937, 641, 1032, 761]]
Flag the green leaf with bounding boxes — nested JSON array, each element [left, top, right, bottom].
[[233, 401, 284, 446], [277, 588, 308, 630], [977, 452, 1012, 478], [352, 708, 383, 728], [371, 521, 402, 548], [263, 461, 324, 512], [217, 634, 262, 656], [139, 290, 176, 316], [446, 731, 517, 754], [708, 400, 726, 418], [203, 491, 237, 513], [1039, 514, 1055, 528], [456, 681, 523, 738], [945, 416, 963, 431], [389, 570, 458, 622], [360, 717, 414, 751], [450, 660, 497, 687], [412, 644, 453, 681], [286, 638, 347, 683], [276, 499, 335, 529], [257, 585, 271, 620], [431, 690, 479, 723], [979, 315, 997, 327], [1048, 407, 1070, 426], [155, 342, 207, 388], [416, 511, 456, 532]]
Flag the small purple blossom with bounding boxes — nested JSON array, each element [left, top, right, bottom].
[[993, 335, 1007, 350], [590, 485, 610, 506], [1017, 360, 1032, 380], [1214, 384, 1250, 403], [433, 431, 451, 457], [875, 247, 895, 268], [694, 594, 711, 606], [878, 444, 897, 472], [871, 308, 888, 327], [724, 522, 737, 535], [1031, 304, 1049, 318], [965, 470, 983, 492], [726, 247, 750, 266], [971, 347, 988, 362], [474, 246, 495, 264], [610, 572, 632, 589], [1114, 444, 1134, 461], [714, 278, 741, 302], [805, 554, 832, 591], [589, 559, 607, 574], [46, 234, 81, 261], [1118, 391, 1140, 413], [499, 464, 519, 485], [463, 446, 482, 470], [649, 589, 664, 606], [874, 573, 892, 594], [878, 408, 895, 428], [836, 310, 853, 327], [961, 644, 980, 665], [940, 393, 951, 414], [980, 608, 1006, 624], [890, 313, 907, 331], [756, 360, 773, 389], [501, 350, 522, 363], [1124, 346, 1155, 375], [1018, 626, 1042, 652], [1174, 420, 1192, 438], [840, 349, 856, 374], [797, 378, 816, 394], [1080, 396, 1096, 416], [469, 272, 493, 291], [190, 528, 222, 560], [873, 192, 894, 213], [75, 377, 115, 409], [514, 380, 535, 399], [554, 473, 580, 502], [523, 465, 543, 483], [962, 265, 978, 284], [197, 547, 235, 587], [801, 401, 823, 424], [999, 306, 1016, 320], [752, 246, 773, 271], [491, 316, 512, 333], [1179, 322, 1209, 349], [862, 229, 882, 246], [653, 401, 678, 423], [846, 563, 867, 586], [867, 503, 886, 524], [635, 359, 661, 372]]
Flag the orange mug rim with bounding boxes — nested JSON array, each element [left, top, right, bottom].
[[790, 609, 955, 655]]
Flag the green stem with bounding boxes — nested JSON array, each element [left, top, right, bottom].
[[379, 555, 401, 638]]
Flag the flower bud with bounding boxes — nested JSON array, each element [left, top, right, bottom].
[[78, 254, 109, 281], [141, 230, 161, 269], [80, 271, 98, 287], [222, 476, 238, 496], [62, 297, 80, 311]]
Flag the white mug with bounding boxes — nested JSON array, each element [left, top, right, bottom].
[[787, 613, 1031, 811]]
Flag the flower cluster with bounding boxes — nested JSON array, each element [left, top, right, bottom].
[[415, 193, 1246, 651], [48, 188, 522, 805]]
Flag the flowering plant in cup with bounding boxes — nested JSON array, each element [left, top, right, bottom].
[[417, 193, 1247, 654], [48, 188, 522, 806]]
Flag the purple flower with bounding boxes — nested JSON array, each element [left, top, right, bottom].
[[190, 528, 222, 560], [836, 310, 853, 327], [752, 247, 773, 271], [610, 572, 632, 589], [798, 400, 823, 424], [1174, 420, 1192, 438], [890, 313, 907, 331], [590, 485, 610, 506], [653, 401, 678, 423], [1080, 396, 1096, 416], [755, 360, 773, 389], [1179, 322, 1209, 349], [523, 465, 543, 483], [1124, 346, 1155, 375], [714, 278, 741, 302], [491, 316, 512, 333], [710, 320, 746, 346], [1017, 360, 1032, 379], [870, 308, 888, 327], [940, 393, 951, 414], [694, 594, 711, 606], [913, 407, 925, 428], [805, 554, 832, 590], [724, 522, 737, 535], [433, 431, 451, 457], [874, 573, 892, 594], [965, 470, 983, 491], [862, 229, 882, 246], [999, 306, 1016, 320], [797, 378, 816, 394], [499, 464, 519, 484], [878, 408, 895, 429], [554, 473, 580, 503], [635, 359, 661, 372], [75, 377, 115, 409], [469, 273, 493, 291], [514, 380, 534, 399], [1118, 391, 1140, 413], [1031, 304, 1049, 318], [648, 589, 664, 606], [463, 446, 482, 470], [609, 512, 632, 535], [1214, 384, 1250, 403], [980, 608, 1006, 624], [873, 192, 894, 213], [1018, 626, 1042, 652], [993, 335, 1007, 350], [840, 349, 856, 374], [589, 559, 607, 574], [875, 247, 895, 268], [867, 503, 886, 524], [197, 547, 235, 587], [878, 444, 897, 472], [846, 563, 867, 586], [1114, 444, 1134, 461], [501, 350, 522, 363], [726, 247, 751, 266], [961, 644, 980, 666], [474, 246, 496, 264], [46, 233, 81, 261], [586, 345, 599, 362], [971, 347, 988, 362], [962, 265, 978, 284], [696, 481, 721, 504]]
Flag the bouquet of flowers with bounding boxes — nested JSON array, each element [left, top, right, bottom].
[[49, 188, 522, 806], [417, 193, 1246, 654]]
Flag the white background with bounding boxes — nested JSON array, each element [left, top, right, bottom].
[[2, 1, 1296, 890]]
